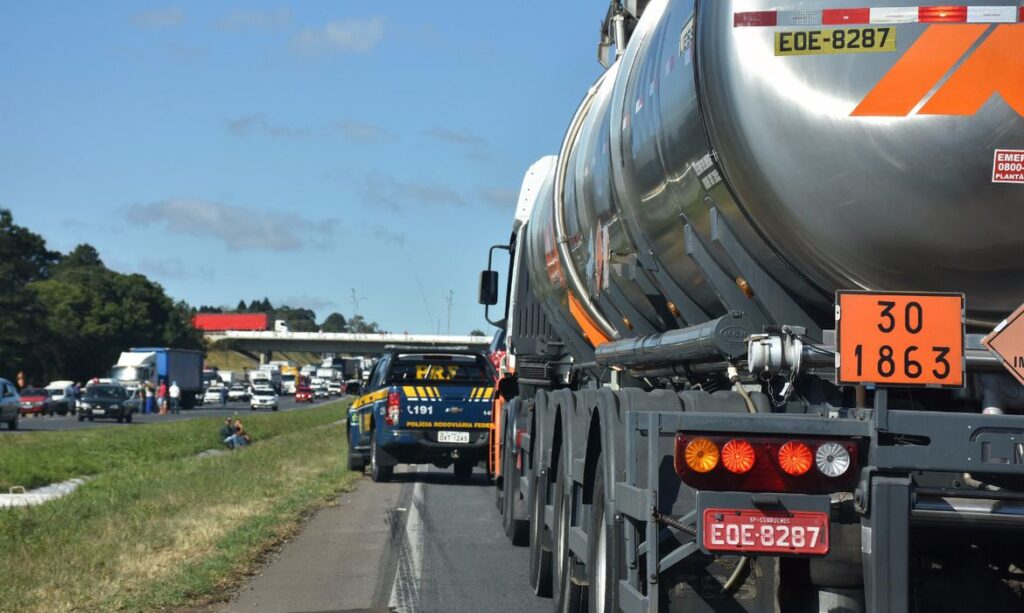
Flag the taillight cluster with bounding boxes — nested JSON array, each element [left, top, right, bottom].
[[673, 434, 858, 494], [385, 391, 401, 426]]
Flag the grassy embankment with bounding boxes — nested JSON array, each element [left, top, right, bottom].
[[203, 348, 322, 372], [0, 400, 360, 612]]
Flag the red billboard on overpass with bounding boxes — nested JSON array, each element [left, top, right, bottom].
[[192, 313, 270, 331]]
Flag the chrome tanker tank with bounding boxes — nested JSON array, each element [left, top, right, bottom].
[[523, 0, 1024, 350]]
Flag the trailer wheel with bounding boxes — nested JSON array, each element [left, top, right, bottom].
[[530, 467, 553, 597], [553, 451, 585, 611], [503, 433, 529, 545], [588, 457, 621, 613]]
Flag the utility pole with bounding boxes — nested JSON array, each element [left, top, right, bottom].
[[350, 288, 366, 316], [446, 290, 454, 335]]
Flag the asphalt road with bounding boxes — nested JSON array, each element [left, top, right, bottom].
[[4, 395, 340, 432], [224, 464, 548, 613]]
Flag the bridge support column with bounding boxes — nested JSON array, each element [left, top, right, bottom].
[[260, 351, 272, 365]]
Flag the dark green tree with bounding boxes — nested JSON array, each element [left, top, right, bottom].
[[321, 312, 348, 333], [236, 300, 247, 312], [0, 208, 58, 382]]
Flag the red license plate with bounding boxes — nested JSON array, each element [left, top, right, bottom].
[[702, 509, 829, 555]]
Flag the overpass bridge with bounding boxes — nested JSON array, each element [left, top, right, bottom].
[[205, 330, 492, 357]]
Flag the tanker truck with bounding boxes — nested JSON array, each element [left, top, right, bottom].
[[480, 2, 1024, 612]]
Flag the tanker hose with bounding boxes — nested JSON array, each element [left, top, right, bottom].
[[962, 472, 1002, 492], [728, 365, 758, 414], [721, 556, 751, 594]]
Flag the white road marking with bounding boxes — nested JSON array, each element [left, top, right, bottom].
[[389, 465, 427, 613]]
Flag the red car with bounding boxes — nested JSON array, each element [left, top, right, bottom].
[[18, 387, 55, 415], [295, 386, 314, 403]]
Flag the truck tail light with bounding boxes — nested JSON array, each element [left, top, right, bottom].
[[684, 438, 720, 473], [385, 391, 401, 426], [777, 441, 813, 476], [674, 434, 859, 494], [721, 439, 756, 474]]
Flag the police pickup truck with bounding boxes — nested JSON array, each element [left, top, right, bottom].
[[347, 351, 495, 482]]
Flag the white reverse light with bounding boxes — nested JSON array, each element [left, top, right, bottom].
[[815, 442, 851, 478]]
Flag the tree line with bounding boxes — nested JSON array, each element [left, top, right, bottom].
[[1, 209, 203, 385]]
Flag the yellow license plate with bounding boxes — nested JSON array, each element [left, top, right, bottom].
[[775, 27, 896, 56]]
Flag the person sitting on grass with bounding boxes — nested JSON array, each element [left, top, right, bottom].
[[219, 417, 234, 441], [224, 418, 251, 449]]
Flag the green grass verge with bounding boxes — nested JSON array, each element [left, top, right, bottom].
[[0, 402, 346, 490], [0, 400, 360, 612]]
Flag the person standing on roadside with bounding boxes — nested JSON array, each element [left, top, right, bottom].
[[220, 384, 228, 407], [169, 381, 181, 414], [144, 382, 155, 415], [157, 380, 168, 415]]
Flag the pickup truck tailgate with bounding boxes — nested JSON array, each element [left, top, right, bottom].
[[400, 384, 493, 430]]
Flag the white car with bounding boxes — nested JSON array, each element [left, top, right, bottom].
[[250, 388, 278, 411], [328, 381, 342, 396], [204, 386, 225, 405]]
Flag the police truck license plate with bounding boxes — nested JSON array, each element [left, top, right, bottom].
[[702, 509, 829, 555], [437, 431, 469, 444]]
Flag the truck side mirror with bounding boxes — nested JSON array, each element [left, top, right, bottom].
[[479, 270, 499, 306]]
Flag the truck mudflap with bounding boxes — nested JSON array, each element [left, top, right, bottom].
[[615, 389, 1024, 613]]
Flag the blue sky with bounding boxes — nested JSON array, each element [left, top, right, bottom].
[[1, 2, 602, 334]]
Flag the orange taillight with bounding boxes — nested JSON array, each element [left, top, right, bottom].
[[684, 438, 720, 473], [777, 441, 813, 476], [721, 439, 756, 474]]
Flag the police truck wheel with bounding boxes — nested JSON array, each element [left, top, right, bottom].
[[370, 435, 392, 482], [347, 451, 365, 472]]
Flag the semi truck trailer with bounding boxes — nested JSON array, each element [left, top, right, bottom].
[[481, 2, 1024, 612], [109, 348, 203, 410]]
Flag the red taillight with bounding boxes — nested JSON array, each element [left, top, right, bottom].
[[918, 6, 967, 22], [385, 391, 400, 426], [674, 434, 859, 494], [777, 442, 813, 476], [721, 439, 756, 474]]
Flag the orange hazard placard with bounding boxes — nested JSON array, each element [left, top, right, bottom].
[[836, 291, 964, 388]]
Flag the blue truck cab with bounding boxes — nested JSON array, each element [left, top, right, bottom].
[[347, 351, 495, 481]]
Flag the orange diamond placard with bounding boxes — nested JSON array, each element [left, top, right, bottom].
[[982, 303, 1024, 386]]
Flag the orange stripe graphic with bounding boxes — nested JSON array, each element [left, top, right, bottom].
[[851, 25, 986, 116], [920, 24, 1024, 116]]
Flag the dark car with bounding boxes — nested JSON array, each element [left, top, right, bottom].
[[78, 384, 134, 423], [17, 387, 55, 416]]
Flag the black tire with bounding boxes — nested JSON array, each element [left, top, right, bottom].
[[370, 434, 393, 482], [272, 406, 278, 412], [8, 418, 18, 430], [117, 416, 123, 424], [503, 438, 529, 546], [347, 450, 365, 472], [88, 417, 93, 422], [78, 415, 84, 422], [588, 457, 622, 613], [530, 467, 554, 597], [553, 451, 586, 612], [454, 460, 474, 480], [126, 412, 133, 424]]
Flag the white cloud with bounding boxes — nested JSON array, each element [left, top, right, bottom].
[[362, 172, 465, 209], [425, 127, 490, 161], [292, 17, 385, 54], [218, 8, 292, 31], [225, 114, 306, 138], [131, 7, 184, 28], [478, 187, 518, 210], [337, 121, 396, 144], [124, 199, 333, 252]]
